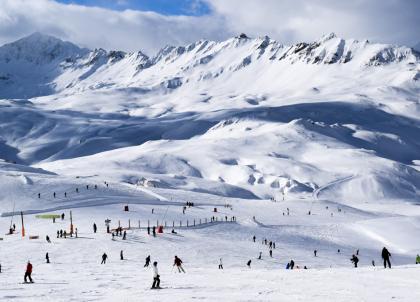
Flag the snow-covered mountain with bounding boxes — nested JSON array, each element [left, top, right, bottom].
[[0, 32, 419, 202], [1, 33, 420, 301]]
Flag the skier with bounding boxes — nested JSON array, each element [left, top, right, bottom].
[[144, 255, 151, 267], [219, 258, 223, 269], [86, 185, 89, 190], [416, 254, 420, 264], [38, 193, 40, 198], [53, 192, 56, 198], [289, 259, 295, 270], [252, 235, 256, 242], [101, 253, 108, 264], [59, 229, 63, 237], [356, 249, 359, 255], [372, 260, 375, 267], [151, 261, 160, 289], [258, 252, 262, 260], [24, 261, 33, 283], [46, 235, 51, 243], [269, 249, 273, 257], [314, 250, 317, 257], [61, 213, 65, 220], [152, 208, 154, 214], [273, 242, 276, 249], [93, 223, 97, 233], [123, 230, 126, 240], [350, 254, 359, 268], [76, 188, 79, 193], [120, 250, 124, 260], [152, 226, 156, 237], [57, 230, 59, 238], [64, 192, 67, 197], [382, 247, 391, 268], [173, 256, 185, 273], [46, 253, 50, 264], [147, 226, 150, 235], [247, 260, 251, 268]]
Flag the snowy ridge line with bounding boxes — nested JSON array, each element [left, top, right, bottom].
[[313, 175, 358, 201]]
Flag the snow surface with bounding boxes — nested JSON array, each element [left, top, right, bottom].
[[0, 32, 419, 301]]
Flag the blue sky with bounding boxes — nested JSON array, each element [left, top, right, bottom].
[[56, 0, 211, 15]]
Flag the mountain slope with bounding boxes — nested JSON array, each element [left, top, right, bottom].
[[0, 32, 419, 202]]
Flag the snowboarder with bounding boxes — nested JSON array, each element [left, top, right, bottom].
[[416, 254, 420, 264], [144, 255, 151, 267], [24, 261, 33, 283], [350, 254, 359, 268], [151, 261, 160, 289], [314, 250, 317, 257], [173, 256, 185, 273], [46, 235, 51, 243], [101, 253, 108, 264], [247, 260, 251, 268], [219, 258, 223, 269], [46, 253, 50, 264], [120, 250, 124, 260], [382, 247, 391, 268]]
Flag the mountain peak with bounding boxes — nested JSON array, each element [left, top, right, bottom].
[[0, 32, 88, 64]]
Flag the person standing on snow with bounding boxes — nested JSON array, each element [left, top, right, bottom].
[[144, 255, 151, 267], [382, 247, 391, 268], [247, 260, 251, 268], [101, 253, 108, 264], [218, 258, 223, 269], [173, 256, 185, 273], [120, 250, 124, 260], [350, 254, 359, 268], [289, 259, 295, 270], [24, 261, 33, 283], [151, 262, 160, 289], [46, 253, 50, 264], [93, 223, 97, 233]]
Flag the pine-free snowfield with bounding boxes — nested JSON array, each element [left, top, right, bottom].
[[1, 173, 420, 302]]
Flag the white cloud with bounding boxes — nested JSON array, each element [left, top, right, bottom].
[[205, 0, 420, 46], [0, 0, 232, 54], [0, 0, 418, 55]]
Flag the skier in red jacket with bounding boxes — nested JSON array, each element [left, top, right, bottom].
[[24, 261, 33, 283]]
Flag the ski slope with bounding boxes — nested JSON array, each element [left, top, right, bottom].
[[0, 32, 419, 301]]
